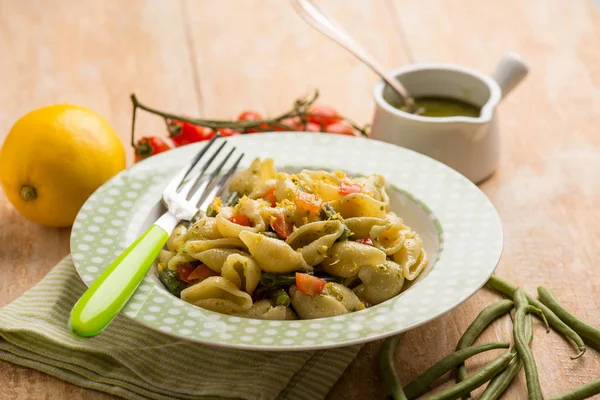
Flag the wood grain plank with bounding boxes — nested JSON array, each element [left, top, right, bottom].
[[382, 0, 600, 398], [0, 0, 197, 399], [183, 0, 410, 123]]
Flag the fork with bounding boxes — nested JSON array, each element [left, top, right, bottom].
[[69, 135, 244, 338]]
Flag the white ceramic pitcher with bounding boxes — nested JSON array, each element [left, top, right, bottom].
[[371, 52, 528, 183]]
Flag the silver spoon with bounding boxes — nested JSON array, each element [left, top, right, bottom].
[[291, 0, 416, 111]]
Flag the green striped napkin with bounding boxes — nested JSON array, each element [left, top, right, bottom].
[[0, 256, 361, 400]]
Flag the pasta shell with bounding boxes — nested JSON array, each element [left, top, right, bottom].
[[167, 252, 196, 271], [237, 299, 297, 320], [183, 238, 247, 256], [228, 158, 277, 195], [239, 231, 311, 273], [181, 276, 252, 314], [286, 220, 345, 265], [354, 174, 389, 204], [191, 248, 246, 273], [344, 216, 387, 239], [187, 217, 222, 240], [166, 224, 188, 252], [353, 260, 405, 305], [157, 249, 175, 265], [221, 253, 261, 294], [392, 234, 428, 281], [329, 193, 387, 219], [289, 285, 348, 319], [321, 241, 387, 278], [370, 222, 412, 255]]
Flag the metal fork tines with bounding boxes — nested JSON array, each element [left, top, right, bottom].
[[163, 135, 244, 221]]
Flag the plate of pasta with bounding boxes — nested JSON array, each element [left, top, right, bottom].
[[71, 133, 503, 350]]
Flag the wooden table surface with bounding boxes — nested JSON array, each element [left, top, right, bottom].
[[1, 1, 599, 399]]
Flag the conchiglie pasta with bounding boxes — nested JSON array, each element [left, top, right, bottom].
[[286, 220, 345, 265], [274, 173, 298, 202], [229, 158, 276, 196], [344, 216, 387, 239], [355, 174, 389, 204], [167, 252, 196, 271], [187, 217, 222, 240], [184, 238, 247, 256], [158, 249, 175, 265], [167, 224, 188, 252], [323, 283, 365, 312], [370, 221, 411, 255], [238, 299, 297, 320], [321, 241, 387, 277], [353, 260, 405, 305], [191, 248, 245, 273], [221, 253, 261, 294], [329, 193, 387, 219], [296, 170, 344, 202], [289, 285, 348, 319], [392, 233, 428, 281], [161, 157, 428, 321], [180, 276, 252, 314], [239, 230, 311, 273], [217, 197, 270, 238]]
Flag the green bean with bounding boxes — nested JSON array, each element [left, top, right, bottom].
[[526, 305, 550, 332], [480, 302, 534, 400], [272, 288, 291, 307], [158, 267, 187, 297], [379, 334, 408, 400], [486, 275, 586, 358], [513, 289, 542, 400], [455, 299, 514, 390], [538, 286, 600, 349], [403, 342, 510, 399], [421, 351, 515, 400], [550, 378, 600, 400]]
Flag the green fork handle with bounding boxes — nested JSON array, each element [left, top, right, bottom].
[[69, 223, 171, 338]]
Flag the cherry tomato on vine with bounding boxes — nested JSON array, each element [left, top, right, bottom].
[[276, 117, 303, 131], [169, 120, 214, 146], [303, 122, 321, 132], [325, 122, 355, 136], [307, 105, 342, 126], [217, 128, 241, 137], [237, 110, 269, 133], [134, 136, 172, 162]]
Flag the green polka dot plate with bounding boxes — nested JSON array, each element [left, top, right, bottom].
[[71, 133, 503, 350]]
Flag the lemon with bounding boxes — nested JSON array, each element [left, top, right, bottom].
[[0, 105, 126, 227]]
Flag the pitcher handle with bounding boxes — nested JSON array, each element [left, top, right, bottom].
[[491, 52, 529, 99]]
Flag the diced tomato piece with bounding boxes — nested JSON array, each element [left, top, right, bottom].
[[186, 264, 219, 283], [228, 214, 251, 226], [261, 187, 277, 206], [296, 273, 327, 296], [271, 213, 293, 239], [356, 237, 373, 246], [176, 264, 195, 284], [338, 182, 362, 196], [296, 191, 322, 214]]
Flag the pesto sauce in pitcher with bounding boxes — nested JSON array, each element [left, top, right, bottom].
[[392, 96, 481, 118]]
